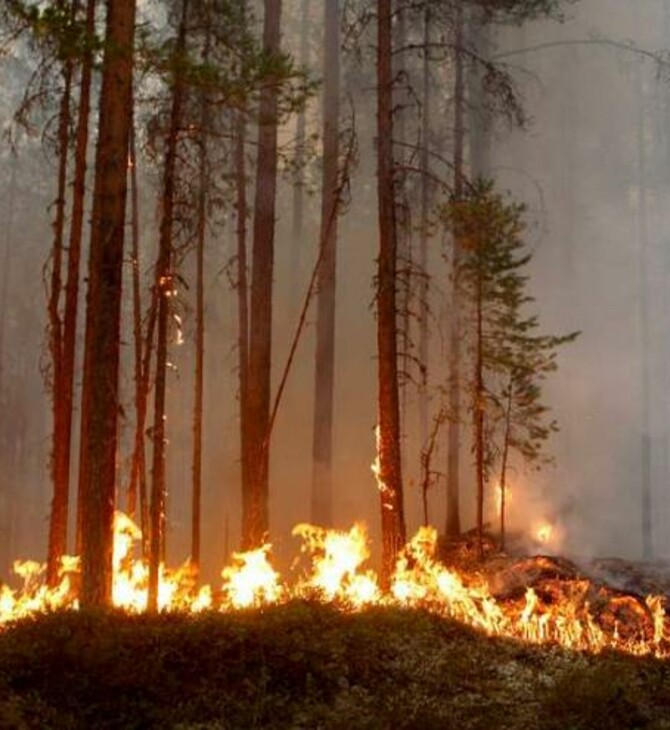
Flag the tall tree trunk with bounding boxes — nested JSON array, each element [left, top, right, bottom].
[[310, 0, 340, 526], [235, 109, 250, 520], [148, 0, 189, 611], [47, 47, 73, 583], [474, 258, 484, 559], [635, 68, 653, 560], [191, 21, 211, 575], [48, 0, 97, 586], [394, 0, 410, 454], [244, 0, 282, 549], [288, 0, 310, 315], [445, 4, 465, 539], [376, 0, 406, 583], [78, 0, 136, 608], [127, 104, 142, 521], [418, 4, 431, 451]]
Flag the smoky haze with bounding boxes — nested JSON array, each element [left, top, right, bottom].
[[0, 0, 668, 583]]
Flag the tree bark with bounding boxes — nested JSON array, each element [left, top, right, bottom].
[[78, 0, 135, 608], [148, 0, 189, 611], [310, 0, 340, 527], [418, 4, 431, 451], [48, 0, 97, 586], [376, 0, 406, 584], [244, 0, 282, 549], [288, 0, 310, 315], [474, 254, 484, 559], [47, 41, 73, 585], [635, 67, 652, 560], [445, 4, 465, 539], [235, 109, 250, 523], [191, 20, 211, 576]]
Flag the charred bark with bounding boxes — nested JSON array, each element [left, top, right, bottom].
[[78, 0, 135, 608], [376, 0, 406, 583]]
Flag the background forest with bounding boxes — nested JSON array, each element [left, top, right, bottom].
[[0, 0, 666, 594]]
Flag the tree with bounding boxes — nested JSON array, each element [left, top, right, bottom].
[[376, 0, 406, 582], [148, 0, 190, 612], [48, 0, 97, 585], [444, 180, 577, 556], [78, 0, 136, 608], [243, 0, 282, 549], [310, 0, 340, 527]]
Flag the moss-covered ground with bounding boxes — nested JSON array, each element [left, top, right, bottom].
[[0, 601, 668, 729]]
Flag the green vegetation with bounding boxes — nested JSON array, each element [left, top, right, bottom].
[[0, 602, 668, 729]]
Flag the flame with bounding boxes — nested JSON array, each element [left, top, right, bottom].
[[0, 511, 666, 658]]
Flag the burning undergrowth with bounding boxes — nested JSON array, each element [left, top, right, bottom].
[[0, 512, 668, 659]]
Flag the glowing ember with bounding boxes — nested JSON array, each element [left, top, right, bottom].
[[535, 523, 554, 545], [0, 511, 666, 658]]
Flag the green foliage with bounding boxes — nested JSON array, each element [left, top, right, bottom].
[[443, 180, 578, 480]]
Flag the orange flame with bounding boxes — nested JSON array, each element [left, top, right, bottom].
[[0, 511, 665, 657]]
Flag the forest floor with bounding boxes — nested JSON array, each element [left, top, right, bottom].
[[0, 602, 669, 729]]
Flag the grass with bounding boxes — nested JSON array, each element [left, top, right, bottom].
[[0, 601, 668, 729]]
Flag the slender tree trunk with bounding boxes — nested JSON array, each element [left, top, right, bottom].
[[376, 0, 406, 583], [191, 22, 211, 575], [235, 110, 250, 518], [244, 0, 282, 549], [467, 8, 491, 179], [78, 0, 136, 608], [635, 68, 653, 560], [47, 49, 73, 583], [499, 379, 513, 552], [445, 4, 465, 538], [394, 0, 410, 456], [127, 105, 143, 521], [474, 252, 484, 559], [418, 5, 431, 450], [310, 0, 340, 526], [288, 0, 310, 315], [48, 0, 96, 585], [148, 0, 189, 611]]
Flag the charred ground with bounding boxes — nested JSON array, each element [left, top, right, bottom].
[[0, 602, 668, 730]]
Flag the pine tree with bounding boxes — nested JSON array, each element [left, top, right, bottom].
[[444, 180, 577, 556]]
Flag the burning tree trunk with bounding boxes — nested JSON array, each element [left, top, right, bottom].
[[376, 0, 406, 582], [148, 0, 189, 611], [48, 0, 97, 586], [310, 0, 340, 527], [445, 4, 465, 539], [78, 0, 136, 608], [244, 0, 282, 549]]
